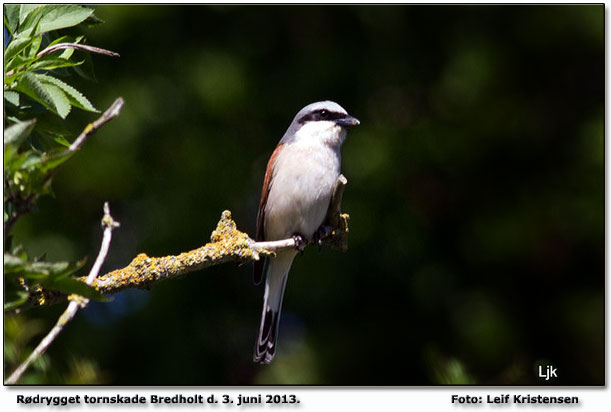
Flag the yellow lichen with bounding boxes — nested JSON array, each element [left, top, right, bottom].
[[208, 210, 256, 260], [67, 294, 89, 308], [33, 285, 45, 306], [83, 123, 94, 134]]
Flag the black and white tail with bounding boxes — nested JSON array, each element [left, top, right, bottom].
[[253, 251, 295, 364]]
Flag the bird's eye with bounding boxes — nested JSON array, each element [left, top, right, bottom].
[[319, 109, 328, 118]]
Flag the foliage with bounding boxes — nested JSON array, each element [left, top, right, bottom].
[[4, 5, 99, 118], [3, 5, 109, 334]]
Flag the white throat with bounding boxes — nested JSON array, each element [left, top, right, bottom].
[[294, 120, 346, 149]]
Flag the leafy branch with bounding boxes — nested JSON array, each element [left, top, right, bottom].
[[4, 5, 117, 119], [5, 202, 120, 385], [3, 4, 128, 384], [4, 97, 125, 312], [4, 4, 122, 315]]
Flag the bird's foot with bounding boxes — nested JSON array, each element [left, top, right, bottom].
[[313, 224, 334, 251], [292, 234, 307, 253]]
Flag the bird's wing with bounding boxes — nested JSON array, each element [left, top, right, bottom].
[[253, 143, 284, 285]]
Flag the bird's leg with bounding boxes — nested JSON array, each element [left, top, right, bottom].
[[292, 234, 307, 253]]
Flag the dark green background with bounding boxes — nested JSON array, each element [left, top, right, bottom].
[[10, 5, 604, 385]]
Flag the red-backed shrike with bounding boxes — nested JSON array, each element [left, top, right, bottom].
[[253, 101, 359, 363]]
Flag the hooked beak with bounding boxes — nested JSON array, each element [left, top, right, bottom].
[[335, 115, 360, 128]]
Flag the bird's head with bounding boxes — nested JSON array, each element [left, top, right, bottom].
[[281, 101, 359, 147]]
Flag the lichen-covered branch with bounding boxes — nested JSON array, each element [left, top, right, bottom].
[[324, 174, 349, 251], [26, 175, 350, 306], [90, 210, 263, 294], [88, 209, 348, 295]]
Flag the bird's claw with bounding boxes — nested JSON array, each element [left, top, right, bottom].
[[292, 234, 306, 253], [313, 225, 334, 251]]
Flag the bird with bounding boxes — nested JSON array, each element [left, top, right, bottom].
[[253, 100, 359, 364]]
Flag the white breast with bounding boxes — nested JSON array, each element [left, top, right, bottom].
[[264, 127, 343, 241]]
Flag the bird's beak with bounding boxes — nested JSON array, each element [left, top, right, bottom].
[[335, 116, 360, 128]]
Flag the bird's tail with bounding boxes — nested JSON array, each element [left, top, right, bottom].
[[253, 251, 296, 364]]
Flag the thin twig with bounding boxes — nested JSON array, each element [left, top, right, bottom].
[[250, 238, 301, 252], [37, 42, 120, 58], [69, 97, 125, 151], [5, 203, 120, 385], [85, 203, 120, 283]]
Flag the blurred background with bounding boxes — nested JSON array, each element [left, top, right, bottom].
[[6, 5, 603, 385]]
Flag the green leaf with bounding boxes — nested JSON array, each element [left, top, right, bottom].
[[59, 47, 75, 60], [4, 146, 24, 174], [36, 73, 97, 112], [49, 259, 87, 279], [4, 34, 34, 61], [58, 35, 83, 60], [52, 135, 71, 148], [15, 74, 75, 118], [5, 53, 36, 76], [15, 72, 57, 113], [4, 291, 29, 312], [19, 4, 41, 25], [4, 253, 28, 273], [42, 83, 71, 118], [25, 34, 42, 59], [4, 91, 20, 107], [8, 146, 73, 173], [30, 57, 84, 72], [18, 5, 94, 38], [41, 276, 108, 301], [5, 252, 107, 304], [18, 258, 86, 279], [16, 5, 45, 38], [27, 112, 75, 150], [4, 118, 36, 150], [46, 35, 70, 48], [83, 13, 105, 27], [11, 244, 28, 260], [4, 5, 21, 35], [40, 148, 74, 172], [20, 151, 44, 169]]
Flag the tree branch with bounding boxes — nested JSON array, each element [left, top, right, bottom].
[[25, 176, 350, 305], [324, 174, 349, 251], [5, 202, 120, 385], [37, 43, 120, 59], [4, 98, 125, 239], [69, 97, 125, 151]]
